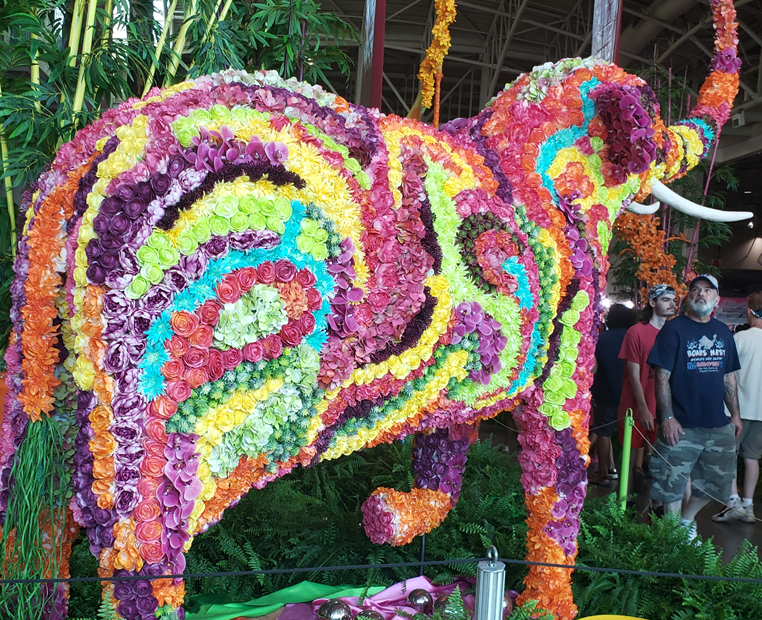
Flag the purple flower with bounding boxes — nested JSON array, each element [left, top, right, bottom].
[[265, 141, 289, 165]]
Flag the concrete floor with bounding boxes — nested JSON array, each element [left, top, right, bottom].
[[478, 419, 762, 560]]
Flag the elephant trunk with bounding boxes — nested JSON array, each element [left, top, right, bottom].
[[661, 0, 740, 184]]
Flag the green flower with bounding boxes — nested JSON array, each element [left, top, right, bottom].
[[136, 245, 160, 266], [193, 220, 212, 243], [127, 275, 151, 299], [141, 263, 165, 285], [230, 212, 249, 232], [215, 195, 239, 218], [158, 246, 179, 269], [177, 231, 199, 255], [249, 212, 267, 230], [189, 108, 212, 124], [239, 195, 260, 214], [213, 284, 288, 349], [148, 230, 170, 249], [210, 215, 230, 237], [172, 117, 199, 148], [266, 216, 285, 235], [209, 105, 231, 122]]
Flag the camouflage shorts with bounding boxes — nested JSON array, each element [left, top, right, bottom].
[[650, 424, 736, 503]]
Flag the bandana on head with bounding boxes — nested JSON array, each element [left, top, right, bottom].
[[648, 284, 675, 303], [751, 306, 762, 320]]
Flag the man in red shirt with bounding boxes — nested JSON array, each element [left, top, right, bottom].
[[618, 284, 677, 498]]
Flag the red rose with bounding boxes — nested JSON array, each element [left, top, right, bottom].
[[257, 261, 276, 284], [161, 358, 185, 380], [165, 379, 192, 402], [222, 347, 244, 370], [139, 458, 165, 480], [242, 341, 264, 362], [170, 311, 199, 337], [197, 300, 222, 326], [134, 497, 161, 523], [207, 349, 225, 381], [262, 334, 283, 359], [296, 269, 317, 288], [274, 260, 296, 283], [305, 288, 322, 310], [166, 335, 190, 358], [217, 276, 241, 304], [236, 266, 258, 291], [298, 312, 316, 335], [183, 347, 209, 368], [185, 366, 209, 389], [279, 323, 303, 347], [188, 324, 214, 348]]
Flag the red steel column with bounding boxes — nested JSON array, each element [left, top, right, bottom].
[[358, 0, 386, 109]]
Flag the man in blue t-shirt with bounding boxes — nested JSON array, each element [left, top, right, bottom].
[[647, 274, 742, 541]]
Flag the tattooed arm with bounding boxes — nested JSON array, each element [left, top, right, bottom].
[[655, 367, 683, 446], [724, 371, 743, 437]]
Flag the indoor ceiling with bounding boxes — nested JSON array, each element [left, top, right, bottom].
[[321, 0, 762, 167]]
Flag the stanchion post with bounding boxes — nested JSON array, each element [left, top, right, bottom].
[[474, 546, 505, 620], [619, 408, 634, 513]]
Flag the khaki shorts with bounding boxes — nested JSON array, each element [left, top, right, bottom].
[[737, 419, 762, 460], [650, 424, 736, 503]]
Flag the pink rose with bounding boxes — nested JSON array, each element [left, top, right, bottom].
[[274, 260, 296, 283], [279, 323, 303, 347], [236, 266, 258, 291], [306, 288, 322, 310], [243, 341, 264, 362], [222, 348, 243, 370], [217, 276, 241, 304], [165, 380, 192, 402], [298, 312, 316, 335], [183, 347, 209, 368], [367, 291, 391, 313], [262, 334, 283, 359], [161, 359, 185, 380], [185, 367, 209, 389], [197, 300, 221, 326], [296, 269, 316, 288], [207, 349, 225, 381], [188, 324, 214, 349], [257, 261, 276, 284], [354, 303, 373, 326], [166, 335, 190, 358]]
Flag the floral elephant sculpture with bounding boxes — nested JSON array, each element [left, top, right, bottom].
[[0, 1, 750, 618]]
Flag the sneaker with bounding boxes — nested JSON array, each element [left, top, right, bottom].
[[712, 504, 747, 522], [740, 504, 756, 524], [608, 468, 619, 480]]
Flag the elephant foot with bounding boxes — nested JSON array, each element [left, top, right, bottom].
[[362, 487, 452, 546]]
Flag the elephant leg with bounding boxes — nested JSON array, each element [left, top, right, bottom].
[[362, 423, 477, 546], [514, 305, 594, 620]]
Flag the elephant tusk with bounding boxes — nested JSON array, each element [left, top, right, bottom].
[[626, 200, 661, 214], [651, 181, 753, 222]]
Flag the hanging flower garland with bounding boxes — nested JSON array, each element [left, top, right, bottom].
[[613, 211, 690, 303], [418, 0, 457, 110]]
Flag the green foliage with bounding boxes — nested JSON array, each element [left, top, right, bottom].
[[508, 600, 555, 620], [248, 0, 358, 84], [573, 494, 762, 619]]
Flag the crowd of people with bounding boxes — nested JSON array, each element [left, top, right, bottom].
[[590, 277, 761, 539]]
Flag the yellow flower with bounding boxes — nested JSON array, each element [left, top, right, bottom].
[[74, 356, 97, 390]]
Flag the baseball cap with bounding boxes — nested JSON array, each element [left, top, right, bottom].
[[688, 274, 719, 291], [647, 284, 676, 302]]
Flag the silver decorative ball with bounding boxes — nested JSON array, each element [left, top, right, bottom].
[[408, 589, 434, 614], [355, 611, 384, 620], [434, 594, 452, 616], [317, 599, 352, 620]]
